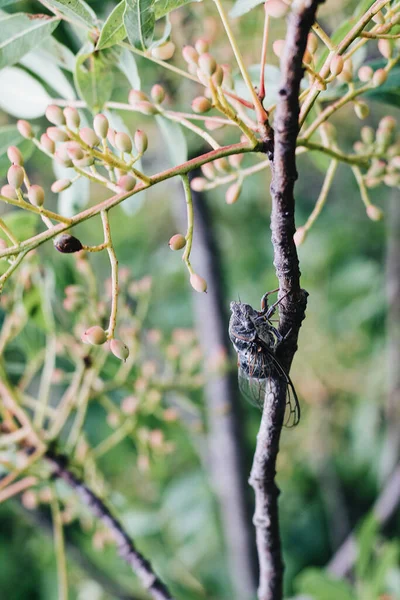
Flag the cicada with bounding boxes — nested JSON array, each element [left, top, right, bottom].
[[228, 290, 300, 426]]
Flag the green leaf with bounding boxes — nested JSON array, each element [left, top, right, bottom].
[[353, 0, 374, 18], [20, 48, 76, 100], [0, 67, 51, 118], [97, 1, 127, 50], [230, 0, 263, 18], [154, 0, 202, 20], [296, 568, 356, 600], [124, 0, 155, 51], [0, 0, 17, 6], [0, 13, 60, 70], [44, 0, 97, 28], [2, 211, 37, 242], [150, 15, 171, 49], [117, 48, 141, 89], [74, 44, 115, 112], [0, 125, 35, 175], [35, 37, 76, 72], [155, 115, 187, 165], [355, 514, 379, 582]]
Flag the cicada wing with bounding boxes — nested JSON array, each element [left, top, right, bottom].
[[267, 352, 301, 427], [238, 367, 267, 410]]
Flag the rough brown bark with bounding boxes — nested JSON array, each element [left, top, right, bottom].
[[248, 3, 324, 599]]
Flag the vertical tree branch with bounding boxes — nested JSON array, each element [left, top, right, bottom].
[[249, 3, 323, 599]]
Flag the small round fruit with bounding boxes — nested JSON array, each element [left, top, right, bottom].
[[110, 338, 130, 361], [79, 127, 100, 147], [169, 234, 186, 250], [7, 165, 24, 189], [93, 114, 109, 139], [82, 325, 107, 345], [46, 104, 65, 126], [190, 273, 207, 293], [117, 175, 136, 191], [115, 132, 133, 153], [54, 234, 83, 253], [151, 41, 175, 60], [192, 96, 212, 113], [28, 185, 45, 207], [134, 130, 148, 154], [225, 182, 241, 205], [7, 146, 23, 166], [64, 106, 80, 129]]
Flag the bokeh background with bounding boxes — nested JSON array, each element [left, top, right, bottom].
[[0, 1, 399, 599]]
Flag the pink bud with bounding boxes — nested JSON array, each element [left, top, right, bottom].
[[79, 127, 100, 147], [51, 179, 71, 193], [191, 177, 207, 191], [117, 175, 136, 191], [1, 185, 18, 199], [195, 39, 209, 54], [93, 114, 109, 139], [65, 141, 84, 160], [128, 90, 148, 105], [110, 338, 130, 361], [40, 133, 55, 154], [293, 227, 307, 246], [63, 106, 80, 129], [17, 120, 33, 139], [366, 205, 384, 221], [81, 325, 107, 345], [134, 129, 148, 154], [169, 234, 186, 250], [7, 146, 23, 166], [45, 104, 65, 126], [28, 185, 45, 207], [115, 132, 133, 153], [151, 41, 175, 60], [225, 182, 241, 205], [151, 84, 165, 103], [7, 165, 24, 189], [47, 127, 69, 143], [192, 96, 212, 113], [198, 53, 217, 76], [190, 273, 207, 293], [182, 45, 199, 65]]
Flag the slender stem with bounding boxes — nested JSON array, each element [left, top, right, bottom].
[[297, 140, 371, 166], [0, 476, 37, 505], [51, 487, 69, 600], [312, 22, 335, 50], [0, 194, 72, 225], [0, 251, 28, 291], [259, 10, 270, 102], [181, 175, 194, 274], [159, 110, 220, 149], [352, 165, 373, 209], [303, 160, 338, 232], [101, 210, 119, 338], [0, 218, 19, 246]]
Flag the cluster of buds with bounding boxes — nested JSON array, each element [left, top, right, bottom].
[[128, 85, 168, 116], [355, 117, 400, 189], [1, 145, 46, 211], [190, 153, 244, 204]]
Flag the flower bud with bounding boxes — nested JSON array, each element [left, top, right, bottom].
[[214, 157, 229, 173], [201, 162, 215, 179], [54, 147, 73, 168], [7, 165, 24, 189], [390, 156, 400, 170], [169, 233, 186, 250], [81, 325, 107, 345], [366, 205, 383, 221], [196, 68, 209, 86], [354, 101, 369, 120], [107, 128, 116, 147], [73, 155, 95, 168], [134, 129, 148, 154], [79, 127, 100, 147], [190, 273, 207, 293], [307, 33, 318, 54], [135, 101, 159, 115], [46, 104, 65, 126], [378, 39, 392, 60], [372, 68, 387, 87], [115, 132, 133, 153], [17, 120, 33, 139], [192, 96, 212, 113], [379, 116, 396, 131], [7, 146, 23, 166], [93, 114, 109, 139], [65, 141, 84, 160], [198, 53, 217, 76], [225, 182, 241, 204], [1, 184, 18, 199], [128, 89, 148, 105], [361, 126, 374, 145], [273, 39, 285, 58], [330, 54, 344, 76], [110, 338, 129, 361], [51, 178, 71, 193], [367, 160, 386, 178], [40, 133, 55, 154], [195, 39, 209, 54], [228, 154, 244, 168], [64, 106, 80, 129], [265, 0, 289, 18], [54, 233, 83, 253], [212, 66, 224, 87], [47, 127, 69, 143], [117, 174, 136, 191], [294, 227, 307, 246], [191, 177, 207, 191], [182, 45, 199, 64], [151, 41, 175, 60], [28, 185, 45, 207], [151, 84, 165, 103], [384, 173, 400, 187], [358, 65, 373, 82]]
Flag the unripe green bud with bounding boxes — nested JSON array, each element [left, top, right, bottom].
[[64, 106, 80, 129], [7, 146, 23, 166], [47, 127, 69, 142], [151, 41, 175, 60], [264, 0, 289, 18], [330, 54, 344, 76], [151, 84, 165, 103], [135, 101, 159, 115], [134, 129, 148, 154], [54, 233, 83, 253], [372, 68, 387, 87], [198, 53, 217, 76], [366, 205, 383, 221], [225, 182, 241, 205], [54, 148, 73, 168], [358, 65, 373, 82], [115, 132, 133, 153], [128, 89, 148, 105], [1, 184, 18, 199], [195, 39, 209, 54], [191, 177, 207, 191], [379, 116, 396, 131], [365, 177, 381, 189], [17, 120, 33, 139], [45, 104, 65, 126], [354, 101, 369, 120], [169, 234, 186, 250], [192, 96, 212, 113], [51, 178, 71, 193], [201, 162, 215, 179], [28, 184, 45, 207], [212, 66, 224, 87], [353, 141, 366, 154], [110, 338, 129, 361], [273, 39, 285, 58], [40, 133, 55, 154], [93, 114, 109, 139], [182, 45, 199, 64], [190, 273, 207, 293], [65, 141, 84, 161], [117, 175, 136, 191], [384, 173, 400, 187], [7, 165, 24, 189], [294, 227, 307, 246], [361, 126, 374, 145], [214, 157, 229, 173], [82, 325, 107, 345], [367, 160, 386, 178], [79, 127, 100, 147]]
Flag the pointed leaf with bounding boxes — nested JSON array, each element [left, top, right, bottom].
[[36, 37, 76, 72], [44, 0, 97, 27], [154, 0, 202, 20], [155, 115, 187, 165], [20, 49, 76, 100], [230, 0, 263, 18], [124, 0, 155, 51], [0, 13, 60, 69], [97, 1, 127, 50], [117, 48, 141, 89], [0, 67, 50, 118], [74, 44, 115, 112]]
